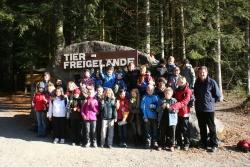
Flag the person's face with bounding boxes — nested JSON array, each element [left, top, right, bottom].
[[140, 67, 146, 75], [177, 80, 184, 87], [107, 69, 113, 76], [106, 91, 112, 98], [56, 89, 62, 96], [174, 68, 180, 76], [44, 74, 50, 82], [68, 83, 75, 91], [38, 87, 44, 92], [97, 88, 103, 96], [164, 91, 173, 99], [158, 82, 165, 90], [146, 87, 154, 95], [168, 57, 175, 64], [85, 71, 90, 78], [198, 69, 208, 81], [119, 91, 126, 99], [56, 80, 62, 86], [128, 63, 135, 71], [131, 91, 137, 98]]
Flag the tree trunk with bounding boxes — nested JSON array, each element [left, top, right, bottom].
[[160, 0, 165, 59], [180, 3, 186, 60], [101, 1, 105, 41], [169, 0, 174, 57], [216, 0, 223, 99], [146, 0, 150, 56], [247, 19, 250, 95]]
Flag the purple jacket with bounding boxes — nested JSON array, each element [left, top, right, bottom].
[[81, 96, 99, 121]]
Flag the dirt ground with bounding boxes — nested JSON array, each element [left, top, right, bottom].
[[0, 94, 249, 167]]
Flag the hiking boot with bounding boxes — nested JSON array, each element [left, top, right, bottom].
[[184, 145, 189, 151], [60, 138, 65, 144], [211, 146, 218, 153], [53, 138, 59, 144]]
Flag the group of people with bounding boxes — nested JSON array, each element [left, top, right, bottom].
[[32, 56, 221, 152]]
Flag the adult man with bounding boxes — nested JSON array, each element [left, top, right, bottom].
[[194, 66, 221, 152], [181, 59, 196, 89]]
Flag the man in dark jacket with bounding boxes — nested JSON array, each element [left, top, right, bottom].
[[194, 66, 221, 152]]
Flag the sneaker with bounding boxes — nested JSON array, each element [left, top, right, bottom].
[[211, 146, 218, 153], [107, 145, 112, 149], [122, 143, 127, 148], [176, 145, 181, 150], [170, 146, 175, 152], [184, 145, 189, 151], [53, 138, 59, 144], [84, 142, 91, 148], [92, 142, 97, 148], [100, 145, 104, 148], [60, 138, 65, 144], [72, 142, 76, 146]]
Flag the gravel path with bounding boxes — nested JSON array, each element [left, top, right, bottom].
[[0, 95, 249, 167]]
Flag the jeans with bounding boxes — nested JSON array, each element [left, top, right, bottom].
[[101, 119, 115, 146], [36, 111, 46, 136], [196, 111, 218, 147], [85, 120, 97, 145], [176, 117, 190, 146]]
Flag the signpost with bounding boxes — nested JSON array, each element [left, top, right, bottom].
[[61, 50, 138, 70]]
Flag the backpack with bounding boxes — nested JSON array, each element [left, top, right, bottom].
[[237, 139, 250, 152]]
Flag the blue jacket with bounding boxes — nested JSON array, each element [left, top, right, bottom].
[[194, 77, 221, 112], [100, 71, 116, 89], [140, 94, 159, 119]]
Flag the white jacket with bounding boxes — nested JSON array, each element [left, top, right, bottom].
[[47, 97, 67, 118]]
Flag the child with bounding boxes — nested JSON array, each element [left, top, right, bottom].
[[128, 88, 142, 146], [100, 88, 117, 148], [95, 85, 104, 146], [140, 85, 159, 149], [92, 70, 103, 88], [80, 69, 95, 98], [68, 88, 83, 146], [116, 89, 129, 148], [32, 82, 48, 137], [81, 88, 99, 147], [168, 76, 192, 151], [114, 69, 127, 94], [137, 65, 154, 97], [47, 87, 68, 144], [100, 65, 116, 89], [158, 87, 178, 152]]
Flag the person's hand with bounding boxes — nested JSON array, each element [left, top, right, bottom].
[[73, 107, 77, 111], [144, 118, 148, 123], [166, 104, 170, 109], [48, 117, 52, 122], [114, 119, 117, 122], [162, 103, 167, 109]]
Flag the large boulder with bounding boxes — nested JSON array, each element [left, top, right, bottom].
[[189, 109, 225, 141], [50, 41, 158, 82]]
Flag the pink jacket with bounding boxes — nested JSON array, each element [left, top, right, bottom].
[[81, 96, 99, 121]]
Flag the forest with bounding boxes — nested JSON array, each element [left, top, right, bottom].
[[0, 0, 250, 95]]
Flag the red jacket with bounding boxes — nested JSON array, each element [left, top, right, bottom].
[[117, 97, 129, 120], [170, 84, 192, 117], [33, 92, 48, 112]]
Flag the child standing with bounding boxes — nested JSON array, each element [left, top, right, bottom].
[[116, 89, 129, 148], [68, 88, 83, 146], [81, 88, 99, 147], [140, 85, 159, 149], [128, 88, 142, 146], [100, 88, 117, 148], [158, 87, 178, 151], [168, 76, 192, 151], [32, 82, 48, 137], [47, 87, 68, 144]]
